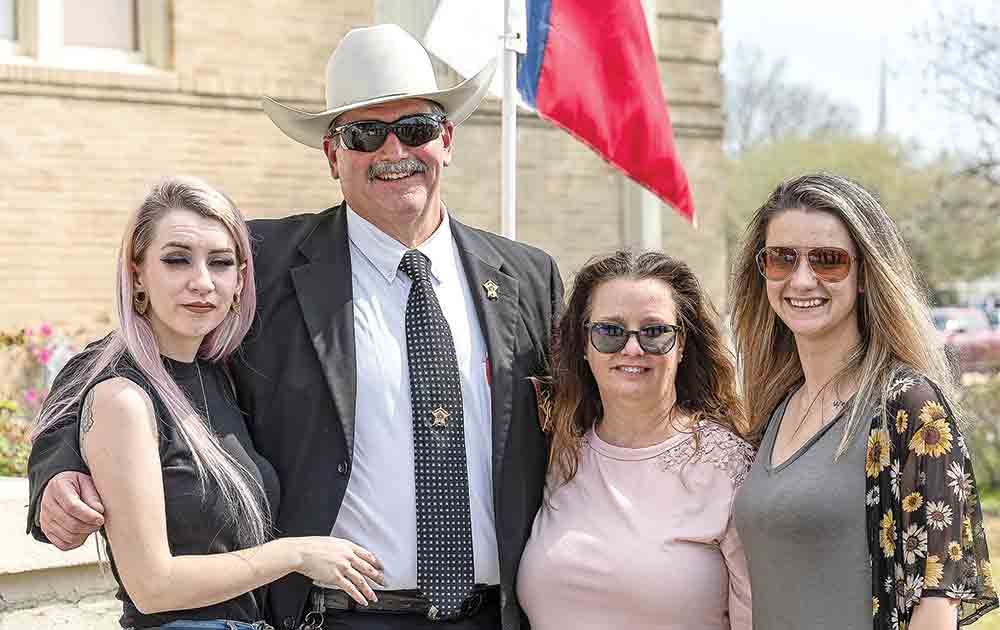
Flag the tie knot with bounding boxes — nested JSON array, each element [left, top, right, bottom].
[[399, 249, 431, 282]]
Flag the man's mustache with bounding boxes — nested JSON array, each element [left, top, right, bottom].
[[368, 159, 427, 181]]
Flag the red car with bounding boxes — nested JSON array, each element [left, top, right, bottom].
[[932, 307, 1000, 374]]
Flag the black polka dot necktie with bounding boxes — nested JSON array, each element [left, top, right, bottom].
[[398, 249, 474, 620]]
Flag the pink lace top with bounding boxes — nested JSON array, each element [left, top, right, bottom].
[[517, 422, 754, 630]]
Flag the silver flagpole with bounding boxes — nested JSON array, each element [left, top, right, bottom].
[[501, 0, 518, 240]]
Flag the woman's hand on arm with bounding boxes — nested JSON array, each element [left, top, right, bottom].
[[82, 378, 385, 613]]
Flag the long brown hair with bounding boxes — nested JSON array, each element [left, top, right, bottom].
[[547, 251, 746, 486], [730, 173, 957, 456]]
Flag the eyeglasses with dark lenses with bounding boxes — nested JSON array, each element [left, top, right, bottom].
[[756, 246, 855, 283], [329, 113, 447, 152], [585, 322, 681, 355]]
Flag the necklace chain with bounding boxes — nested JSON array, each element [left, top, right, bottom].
[[788, 377, 848, 442], [195, 360, 212, 429]]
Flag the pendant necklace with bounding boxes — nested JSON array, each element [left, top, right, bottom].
[[789, 378, 846, 441], [195, 360, 212, 429]]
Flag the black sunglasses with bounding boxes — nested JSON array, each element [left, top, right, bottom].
[[329, 113, 447, 152], [585, 321, 681, 355]]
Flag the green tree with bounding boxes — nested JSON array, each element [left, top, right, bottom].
[[962, 379, 1000, 492], [724, 135, 1000, 291]]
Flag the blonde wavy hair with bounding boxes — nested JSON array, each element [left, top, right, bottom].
[[730, 173, 958, 456]]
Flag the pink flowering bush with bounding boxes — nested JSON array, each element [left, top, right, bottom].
[[6, 323, 75, 415], [0, 323, 77, 476]]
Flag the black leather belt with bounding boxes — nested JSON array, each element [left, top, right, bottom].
[[317, 585, 499, 620]]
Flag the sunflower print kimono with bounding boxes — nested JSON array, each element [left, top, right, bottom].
[[866, 369, 998, 628]]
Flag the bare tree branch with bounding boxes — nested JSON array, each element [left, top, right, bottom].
[[723, 43, 860, 155], [918, 2, 1000, 183]]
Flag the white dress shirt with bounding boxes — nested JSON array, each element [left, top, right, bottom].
[[330, 205, 500, 589]]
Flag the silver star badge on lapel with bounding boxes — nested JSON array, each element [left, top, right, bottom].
[[482, 279, 500, 301]]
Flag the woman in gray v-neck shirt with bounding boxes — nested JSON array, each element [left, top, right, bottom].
[[729, 174, 996, 630], [734, 391, 871, 629]]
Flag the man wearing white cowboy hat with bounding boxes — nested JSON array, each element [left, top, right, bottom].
[[29, 23, 563, 630]]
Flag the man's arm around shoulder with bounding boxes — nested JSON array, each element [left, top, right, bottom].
[[26, 348, 106, 548]]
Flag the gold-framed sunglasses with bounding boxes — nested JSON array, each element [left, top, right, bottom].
[[755, 246, 856, 283]]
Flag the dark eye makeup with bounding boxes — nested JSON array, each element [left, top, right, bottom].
[[160, 254, 236, 267]]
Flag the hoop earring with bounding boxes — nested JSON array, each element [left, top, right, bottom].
[[231, 292, 241, 313], [133, 290, 149, 316]]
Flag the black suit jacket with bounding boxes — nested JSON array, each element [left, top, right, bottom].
[[28, 203, 563, 630]]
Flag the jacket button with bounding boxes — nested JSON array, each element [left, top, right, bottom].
[[337, 460, 349, 475]]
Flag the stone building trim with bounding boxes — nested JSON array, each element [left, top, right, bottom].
[[4, 0, 171, 71]]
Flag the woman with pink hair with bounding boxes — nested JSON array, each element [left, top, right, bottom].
[[35, 177, 383, 630]]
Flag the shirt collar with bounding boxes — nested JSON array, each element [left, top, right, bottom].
[[345, 204, 456, 285]]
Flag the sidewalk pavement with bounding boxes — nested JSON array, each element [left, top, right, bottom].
[[0, 477, 117, 627], [0, 595, 119, 630], [0, 477, 102, 575]]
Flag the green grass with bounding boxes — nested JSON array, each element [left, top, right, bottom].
[[982, 488, 1000, 520], [972, 516, 1000, 629]]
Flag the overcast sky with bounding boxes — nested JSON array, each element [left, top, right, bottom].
[[719, 0, 988, 155]]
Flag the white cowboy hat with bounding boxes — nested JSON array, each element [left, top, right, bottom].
[[262, 24, 496, 150]]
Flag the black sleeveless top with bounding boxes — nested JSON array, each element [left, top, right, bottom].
[[80, 353, 280, 629]]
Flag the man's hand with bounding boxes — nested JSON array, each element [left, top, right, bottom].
[[39, 471, 105, 550]]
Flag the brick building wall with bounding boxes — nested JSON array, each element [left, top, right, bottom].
[[0, 0, 724, 331]]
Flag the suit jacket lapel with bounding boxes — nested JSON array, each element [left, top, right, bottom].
[[290, 205, 358, 461], [452, 221, 520, 499]]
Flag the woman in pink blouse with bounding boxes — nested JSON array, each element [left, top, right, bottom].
[[517, 251, 753, 630]]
